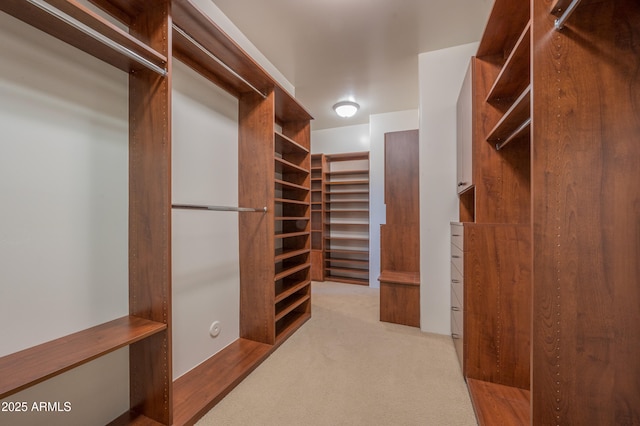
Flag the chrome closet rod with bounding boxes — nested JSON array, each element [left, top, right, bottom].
[[25, 0, 167, 76], [172, 24, 267, 99], [555, 0, 584, 30], [172, 204, 267, 213]]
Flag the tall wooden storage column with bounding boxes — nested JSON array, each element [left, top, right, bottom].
[[239, 89, 312, 346], [379, 130, 420, 327]]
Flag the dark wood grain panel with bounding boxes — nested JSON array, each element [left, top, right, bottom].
[[379, 281, 420, 327], [239, 90, 276, 344], [464, 224, 531, 390], [384, 130, 420, 225], [531, 0, 640, 424], [127, 2, 172, 423], [380, 225, 419, 273]]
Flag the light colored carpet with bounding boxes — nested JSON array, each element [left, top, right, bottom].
[[196, 281, 477, 426]]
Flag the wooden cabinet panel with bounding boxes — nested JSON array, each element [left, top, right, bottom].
[[461, 223, 531, 390], [379, 130, 420, 326], [457, 61, 473, 194]]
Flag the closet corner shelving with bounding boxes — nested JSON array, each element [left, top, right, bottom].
[[0, 0, 313, 425], [0, 0, 172, 424], [310, 153, 326, 281], [458, 0, 640, 424], [323, 152, 370, 285]]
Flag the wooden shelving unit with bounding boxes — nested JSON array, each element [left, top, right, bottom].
[[0, 0, 313, 424], [310, 153, 326, 281], [323, 152, 370, 285], [0, 0, 172, 424], [458, 0, 640, 424]]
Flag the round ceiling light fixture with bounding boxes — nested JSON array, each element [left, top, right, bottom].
[[333, 100, 359, 118]]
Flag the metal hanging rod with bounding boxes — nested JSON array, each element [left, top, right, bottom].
[[25, 0, 167, 76], [496, 118, 531, 151], [555, 0, 584, 30], [172, 204, 267, 213], [172, 24, 267, 99]]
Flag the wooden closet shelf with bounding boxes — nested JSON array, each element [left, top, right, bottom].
[[172, 338, 272, 426], [467, 378, 531, 426], [327, 169, 369, 176], [326, 249, 369, 255], [275, 312, 311, 342], [274, 263, 310, 281], [274, 230, 309, 239], [325, 199, 369, 204], [325, 190, 369, 195], [275, 248, 310, 262], [486, 21, 531, 102], [275, 198, 309, 206], [326, 209, 369, 213], [275, 157, 309, 175], [325, 236, 369, 242], [324, 275, 369, 286], [486, 86, 531, 143], [275, 216, 310, 221], [275, 179, 310, 192], [325, 266, 369, 275], [0, 0, 168, 76], [275, 131, 309, 154], [275, 294, 311, 322], [0, 315, 166, 399], [325, 180, 369, 185], [275, 280, 311, 303], [326, 258, 369, 266], [476, 0, 530, 58]]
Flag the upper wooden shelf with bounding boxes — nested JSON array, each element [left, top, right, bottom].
[[477, 0, 530, 61], [328, 169, 369, 176], [486, 85, 531, 146], [0, 315, 166, 399], [275, 131, 309, 155], [486, 21, 531, 102], [0, 0, 167, 75], [325, 152, 369, 161]]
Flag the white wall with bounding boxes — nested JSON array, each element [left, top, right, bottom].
[[311, 123, 370, 154], [418, 42, 478, 334], [171, 60, 240, 379], [191, 0, 294, 96], [0, 12, 129, 426]]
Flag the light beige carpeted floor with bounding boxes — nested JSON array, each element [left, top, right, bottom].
[[196, 281, 477, 426]]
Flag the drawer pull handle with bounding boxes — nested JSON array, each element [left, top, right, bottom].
[[452, 255, 461, 258], [451, 279, 461, 283], [452, 234, 461, 237], [451, 306, 460, 311], [452, 333, 461, 339]]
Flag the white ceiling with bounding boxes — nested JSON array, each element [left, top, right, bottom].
[[212, 0, 494, 130]]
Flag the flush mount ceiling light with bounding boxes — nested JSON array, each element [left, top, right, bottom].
[[333, 100, 360, 118]]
